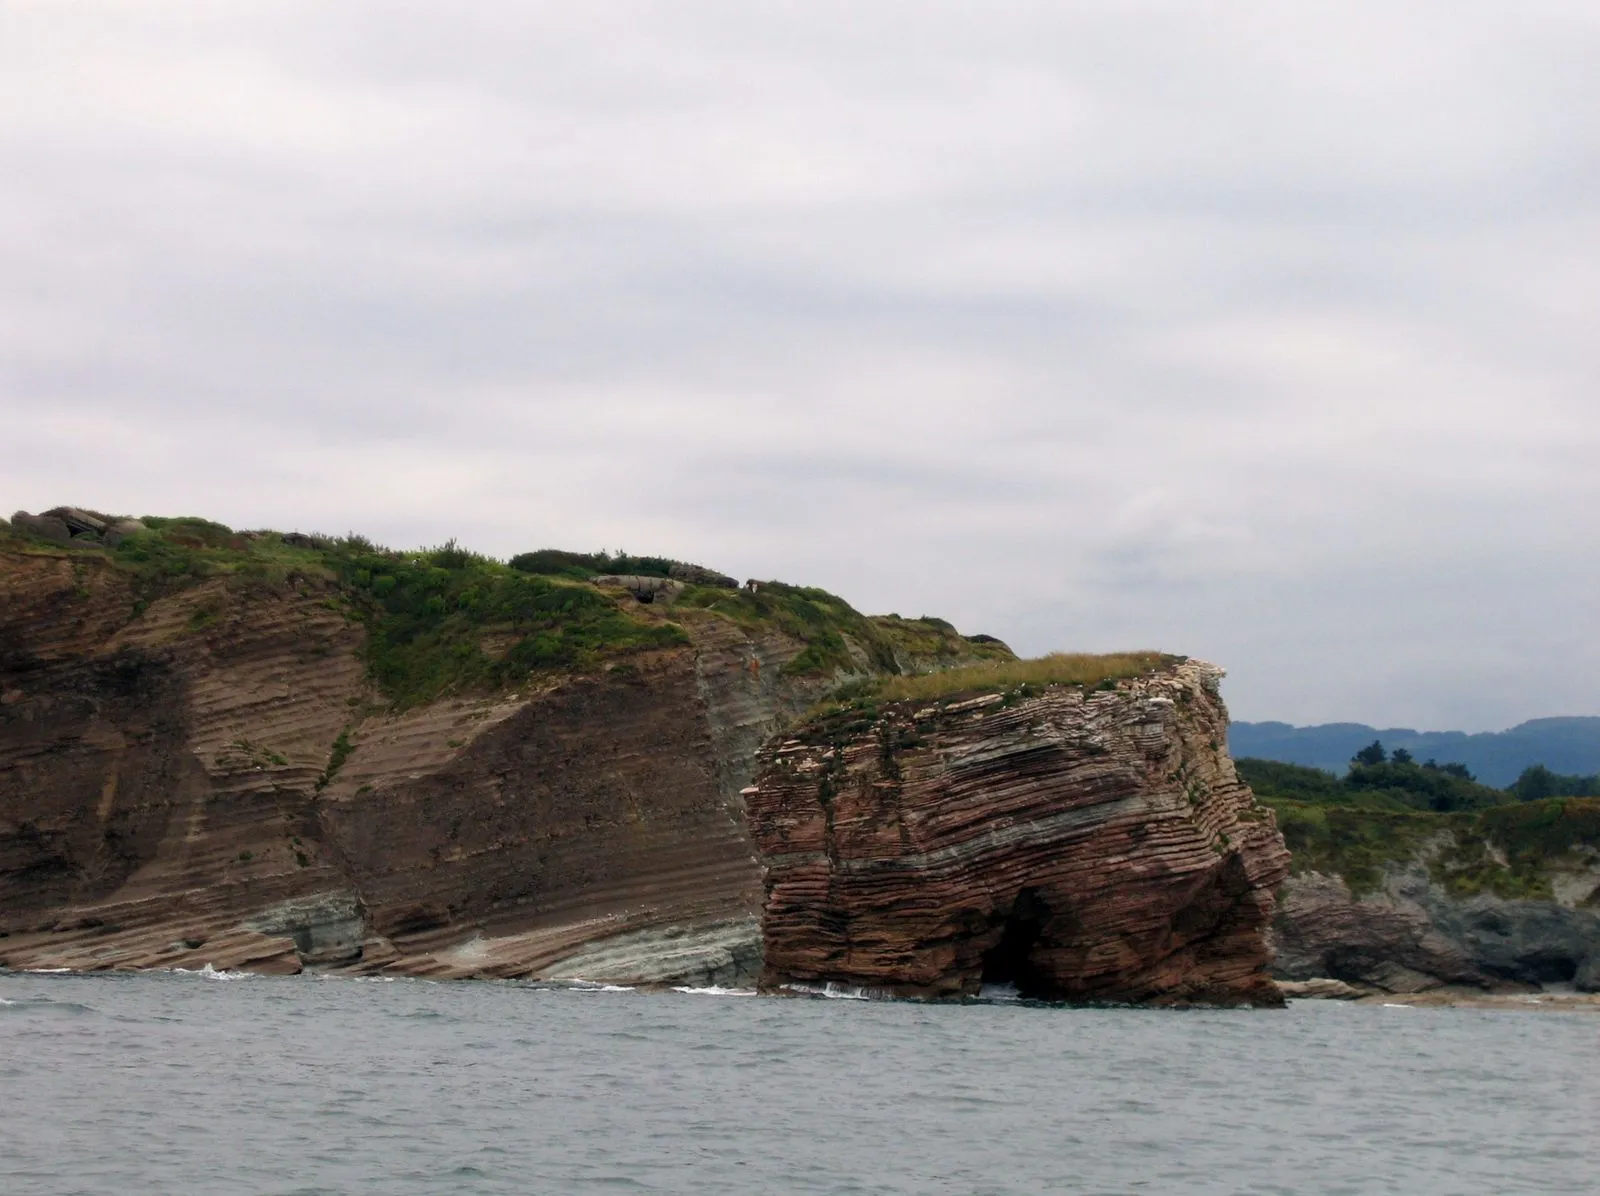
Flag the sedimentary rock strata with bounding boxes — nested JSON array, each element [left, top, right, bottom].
[[1272, 864, 1600, 993], [0, 541, 850, 982], [745, 660, 1291, 1004], [2, 521, 1298, 1002]]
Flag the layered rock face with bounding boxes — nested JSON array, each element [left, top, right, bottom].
[[1273, 862, 1600, 994], [4, 530, 1294, 1003], [745, 660, 1291, 1004], [0, 544, 851, 982]]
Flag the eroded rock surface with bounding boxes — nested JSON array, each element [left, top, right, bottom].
[[745, 660, 1291, 1004], [0, 544, 855, 981], [1272, 863, 1600, 993]]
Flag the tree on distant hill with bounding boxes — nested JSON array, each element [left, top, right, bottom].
[[1236, 755, 1507, 813], [1509, 765, 1600, 801], [1227, 718, 1600, 789], [1353, 741, 1387, 767], [1391, 747, 1414, 764], [1422, 759, 1474, 780]]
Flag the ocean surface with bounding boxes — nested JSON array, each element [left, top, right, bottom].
[[2, 970, 1595, 1195]]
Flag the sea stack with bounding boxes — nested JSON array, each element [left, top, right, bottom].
[[745, 658, 1292, 1004]]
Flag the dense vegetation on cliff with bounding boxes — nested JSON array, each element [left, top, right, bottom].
[[2, 507, 1011, 710], [1238, 755, 1600, 898], [1237, 754, 1507, 814]]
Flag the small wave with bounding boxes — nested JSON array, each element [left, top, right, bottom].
[[24, 967, 73, 974], [977, 982, 1021, 1003], [1381, 1003, 1415, 1009], [783, 982, 873, 1001], [671, 985, 757, 997], [173, 963, 254, 982], [566, 979, 636, 993], [0, 996, 97, 1015]]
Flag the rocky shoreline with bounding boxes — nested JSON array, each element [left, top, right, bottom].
[[1277, 978, 1600, 1010], [6, 509, 1598, 1007]]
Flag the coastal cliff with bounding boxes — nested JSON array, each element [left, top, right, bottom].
[[2, 509, 1297, 1006], [745, 658, 1292, 1004], [1267, 802, 1600, 994], [0, 511, 1005, 982]]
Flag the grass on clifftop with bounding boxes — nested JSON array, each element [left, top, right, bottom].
[[6, 517, 689, 709], [7, 512, 1013, 710], [803, 651, 1172, 726], [871, 650, 1170, 703], [675, 580, 897, 675], [329, 540, 687, 709], [673, 583, 1012, 678]]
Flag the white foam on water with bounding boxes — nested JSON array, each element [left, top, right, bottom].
[[566, 979, 635, 993], [783, 982, 872, 1001], [0, 997, 16, 1005], [1381, 1003, 1414, 1009], [670, 985, 757, 997], [25, 968, 73, 974], [978, 982, 1021, 1003], [173, 963, 254, 982]]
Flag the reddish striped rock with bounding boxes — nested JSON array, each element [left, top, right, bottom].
[[745, 659, 1291, 1005]]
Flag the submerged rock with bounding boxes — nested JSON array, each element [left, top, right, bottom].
[[745, 659, 1291, 1005]]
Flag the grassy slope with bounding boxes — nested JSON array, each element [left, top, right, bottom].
[[793, 651, 1176, 747], [1, 513, 1017, 710], [1238, 758, 1600, 899]]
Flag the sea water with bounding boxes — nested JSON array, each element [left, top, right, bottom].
[[2, 969, 1595, 1194]]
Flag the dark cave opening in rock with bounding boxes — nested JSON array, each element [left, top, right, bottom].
[[1514, 954, 1578, 985], [981, 887, 1052, 996]]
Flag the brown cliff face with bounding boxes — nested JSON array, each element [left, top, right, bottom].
[[745, 660, 1291, 1004], [4, 531, 1289, 1003], [0, 543, 854, 981]]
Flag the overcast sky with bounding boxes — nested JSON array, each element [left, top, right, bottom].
[[2, 2, 1596, 731]]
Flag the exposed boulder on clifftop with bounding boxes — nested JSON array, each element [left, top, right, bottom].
[[745, 658, 1291, 1004]]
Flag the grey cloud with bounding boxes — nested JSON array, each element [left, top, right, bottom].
[[2, 2, 1597, 731]]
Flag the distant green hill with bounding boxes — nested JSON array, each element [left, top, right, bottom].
[[1230, 718, 1600, 788]]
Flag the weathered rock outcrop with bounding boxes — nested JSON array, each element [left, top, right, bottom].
[[10, 508, 143, 547], [1272, 860, 1600, 993], [3, 519, 1292, 1002], [0, 541, 865, 982], [745, 660, 1291, 1004]]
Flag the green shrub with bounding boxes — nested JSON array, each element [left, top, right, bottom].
[[329, 542, 687, 708], [1236, 756, 1508, 813], [1509, 764, 1600, 801], [676, 580, 901, 676], [1344, 759, 1508, 812], [1259, 793, 1600, 899], [37, 514, 1009, 708], [89, 519, 691, 708], [509, 549, 680, 581]]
